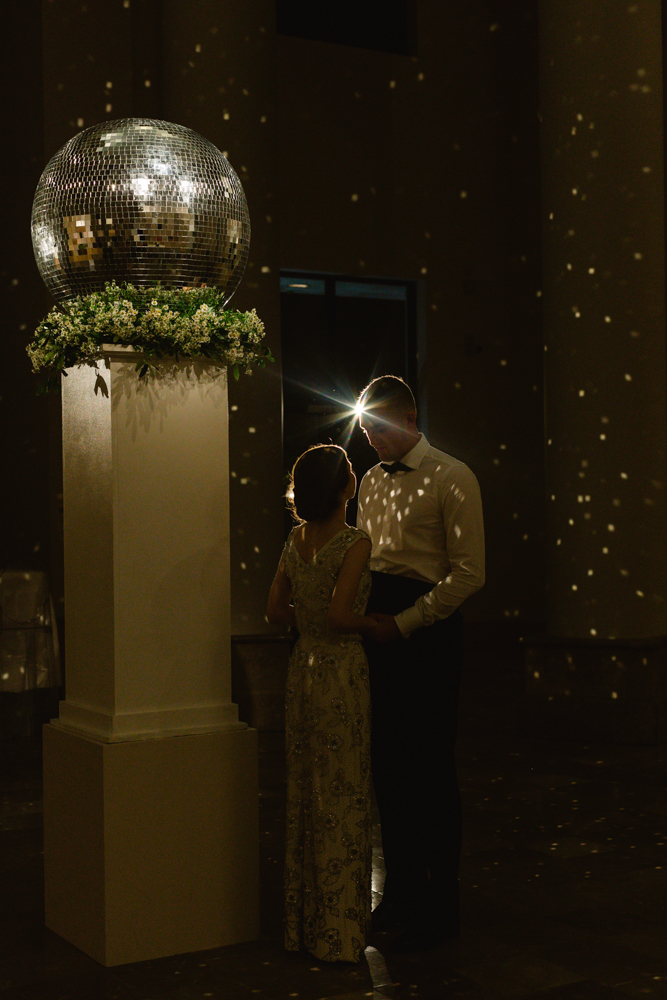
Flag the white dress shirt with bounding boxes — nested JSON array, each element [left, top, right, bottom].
[[356, 434, 485, 637]]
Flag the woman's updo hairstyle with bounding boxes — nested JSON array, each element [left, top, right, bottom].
[[288, 444, 350, 523]]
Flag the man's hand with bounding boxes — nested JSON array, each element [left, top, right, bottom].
[[368, 613, 402, 643]]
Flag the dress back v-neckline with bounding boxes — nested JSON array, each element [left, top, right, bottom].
[[293, 527, 347, 566]]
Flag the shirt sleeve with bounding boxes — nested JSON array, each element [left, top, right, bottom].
[[356, 475, 367, 530], [394, 463, 485, 637]]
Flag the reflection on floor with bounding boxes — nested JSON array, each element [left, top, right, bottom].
[[2, 640, 667, 1000]]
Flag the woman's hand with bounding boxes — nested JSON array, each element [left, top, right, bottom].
[[367, 613, 401, 643]]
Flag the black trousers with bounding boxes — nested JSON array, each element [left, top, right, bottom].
[[365, 571, 464, 928]]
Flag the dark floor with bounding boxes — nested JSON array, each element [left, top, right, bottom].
[[1, 640, 667, 999]]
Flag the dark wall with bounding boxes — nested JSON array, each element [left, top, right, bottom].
[[2, 1, 544, 633], [2, 2, 54, 584], [276, 2, 544, 623]]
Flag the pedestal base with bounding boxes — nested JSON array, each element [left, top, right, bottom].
[[524, 634, 667, 744], [43, 723, 259, 966]]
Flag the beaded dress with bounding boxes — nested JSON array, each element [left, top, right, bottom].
[[283, 525, 372, 963]]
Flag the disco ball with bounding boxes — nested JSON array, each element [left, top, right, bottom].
[[31, 118, 250, 305]]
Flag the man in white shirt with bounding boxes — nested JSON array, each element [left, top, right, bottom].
[[356, 375, 485, 951]]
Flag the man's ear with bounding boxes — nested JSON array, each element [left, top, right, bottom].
[[406, 409, 418, 430]]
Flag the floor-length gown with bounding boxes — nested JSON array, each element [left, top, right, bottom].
[[283, 525, 372, 963]]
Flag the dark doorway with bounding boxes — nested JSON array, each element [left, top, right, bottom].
[[280, 271, 418, 526]]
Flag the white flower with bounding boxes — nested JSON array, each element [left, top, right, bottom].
[[27, 285, 267, 382]]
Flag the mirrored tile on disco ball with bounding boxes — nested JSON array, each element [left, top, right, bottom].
[[31, 118, 250, 305]]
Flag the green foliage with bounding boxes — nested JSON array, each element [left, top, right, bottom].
[[27, 282, 273, 392]]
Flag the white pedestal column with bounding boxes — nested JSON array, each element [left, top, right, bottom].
[[43, 352, 259, 965]]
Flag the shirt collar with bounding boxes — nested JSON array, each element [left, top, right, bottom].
[[397, 433, 429, 470]]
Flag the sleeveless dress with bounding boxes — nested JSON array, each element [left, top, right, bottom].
[[283, 525, 372, 963]]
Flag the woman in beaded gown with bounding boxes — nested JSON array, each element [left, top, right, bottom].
[[267, 444, 377, 963]]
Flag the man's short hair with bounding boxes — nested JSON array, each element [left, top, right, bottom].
[[358, 375, 416, 415]]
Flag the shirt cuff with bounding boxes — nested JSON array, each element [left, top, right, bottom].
[[394, 605, 424, 638]]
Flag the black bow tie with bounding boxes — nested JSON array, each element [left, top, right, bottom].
[[380, 461, 412, 474]]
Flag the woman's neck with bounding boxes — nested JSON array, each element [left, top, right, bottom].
[[306, 501, 348, 534]]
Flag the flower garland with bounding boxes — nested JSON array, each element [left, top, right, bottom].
[[27, 281, 273, 392]]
